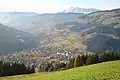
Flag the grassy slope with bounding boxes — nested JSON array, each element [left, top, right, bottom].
[[1, 60, 120, 80], [45, 32, 87, 50]]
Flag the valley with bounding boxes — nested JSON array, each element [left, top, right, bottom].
[[0, 7, 120, 80]]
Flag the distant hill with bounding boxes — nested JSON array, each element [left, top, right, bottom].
[[82, 8, 120, 27], [24, 13, 84, 34], [0, 12, 84, 34], [0, 12, 39, 30], [0, 23, 38, 54], [0, 12, 38, 24], [1, 60, 120, 80], [61, 7, 99, 14]]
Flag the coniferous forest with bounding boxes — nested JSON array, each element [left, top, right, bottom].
[[0, 61, 35, 77]]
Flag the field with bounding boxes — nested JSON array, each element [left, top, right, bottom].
[[45, 32, 87, 50], [0, 60, 120, 80]]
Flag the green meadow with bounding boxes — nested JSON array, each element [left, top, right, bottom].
[[0, 60, 120, 80]]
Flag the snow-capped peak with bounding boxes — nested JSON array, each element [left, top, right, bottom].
[[61, 7, 100, 14]]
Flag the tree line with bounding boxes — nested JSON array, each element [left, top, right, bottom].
[[38, 53, 120, 72], [0, 61, 35, 77], [0, 52, 120, 77], [66, 53, 120, 69]]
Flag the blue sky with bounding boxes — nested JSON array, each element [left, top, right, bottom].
[[0, 0, 120, 13]]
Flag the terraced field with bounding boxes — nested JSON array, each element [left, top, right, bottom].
[[0, 60, 120, 80]]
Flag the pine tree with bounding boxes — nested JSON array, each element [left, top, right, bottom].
[[74, 55, 83, 67], [81, 54, 87, 65], [92, 54, 99, 64], [0, 61, 3, 76], [86, 54, 93, 65]]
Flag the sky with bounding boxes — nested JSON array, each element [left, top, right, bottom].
[[0, 0, 120, 13]]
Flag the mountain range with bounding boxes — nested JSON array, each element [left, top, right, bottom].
[[0, 8, 120, 53], [61, 7, 99, 14], [0, 7, 99, 33], [0, 12, 84, 34]]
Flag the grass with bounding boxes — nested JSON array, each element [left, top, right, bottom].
[[52, 33, 87, 50], [0, 60, 120, 80]]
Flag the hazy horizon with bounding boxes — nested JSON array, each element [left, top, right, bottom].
[[0, 0, 120, 13]]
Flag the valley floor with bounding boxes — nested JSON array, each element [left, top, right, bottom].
[[0, 60, 120, 80]]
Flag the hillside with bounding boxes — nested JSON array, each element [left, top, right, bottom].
[[80, 8, 120, 52], [0, 60, 120, 80], [82, 8, 120, 27], [48, 8, 120, 53], [0, 12, 83, 34], [0, 23, 38, 53]]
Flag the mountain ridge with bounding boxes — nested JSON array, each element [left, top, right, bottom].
[[61, 7, 100, 14]]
